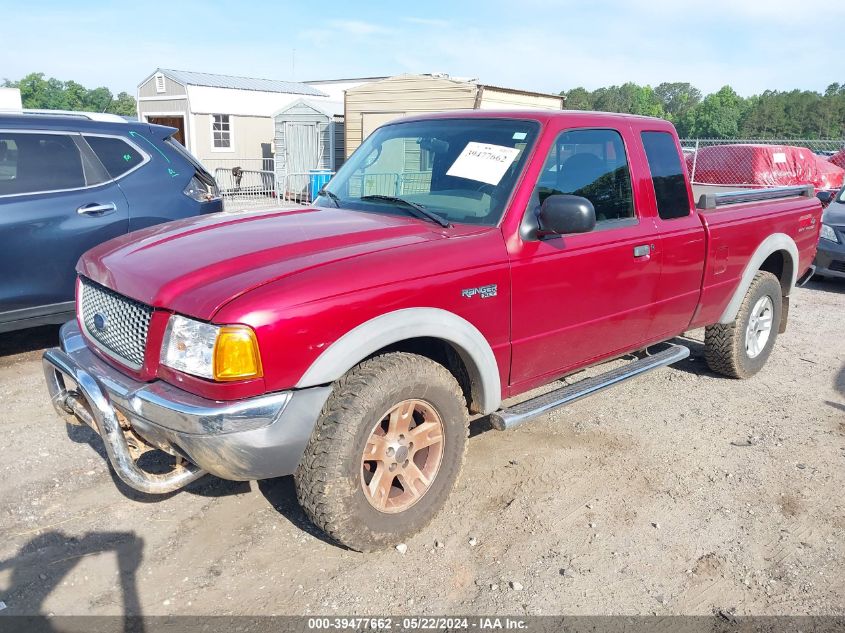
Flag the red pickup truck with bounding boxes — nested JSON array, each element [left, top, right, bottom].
[[43, 111, 821, 551]]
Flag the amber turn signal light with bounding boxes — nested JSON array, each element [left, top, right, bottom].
[[213, 326, 263, 381]]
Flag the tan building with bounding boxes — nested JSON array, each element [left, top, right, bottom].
[[344, 74, 565, 157], [136, 68, 334, 172]]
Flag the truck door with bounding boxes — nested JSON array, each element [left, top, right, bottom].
[[508, 126, 662, 391], [638, 130, 706, 340]]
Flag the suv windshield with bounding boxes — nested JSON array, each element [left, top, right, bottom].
[[315, 118, 539, 226]]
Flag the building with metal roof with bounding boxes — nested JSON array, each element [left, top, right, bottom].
[[150, 69, 326, 96], [135, 68, 332, 172], [135, 69, 388, 184]]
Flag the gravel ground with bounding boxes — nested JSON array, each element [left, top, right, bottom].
[[0, 280, 843, 617]]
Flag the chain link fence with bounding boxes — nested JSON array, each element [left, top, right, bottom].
[[203, 139, 845, 212], [681, 139, 845, 194]]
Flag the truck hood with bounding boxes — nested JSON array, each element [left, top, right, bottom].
[[78, 206, 455, 319]]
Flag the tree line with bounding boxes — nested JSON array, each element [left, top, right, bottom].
[[561, 82, 845, 139], [2, 72, 137, 117]]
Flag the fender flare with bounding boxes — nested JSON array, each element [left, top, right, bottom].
[[718, 232, 798, 324], [296, 307, 502, 414]]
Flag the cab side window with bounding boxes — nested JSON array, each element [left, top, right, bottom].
[[534, 129, 634, 223], [641, 131, 691, 220]]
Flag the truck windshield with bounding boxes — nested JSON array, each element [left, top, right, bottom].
[[315, 118, 540, 226]]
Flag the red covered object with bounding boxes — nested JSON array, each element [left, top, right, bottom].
[[815, 155, 845, 190], [829, 148, 845, 169], [686, 144, 845, 191]]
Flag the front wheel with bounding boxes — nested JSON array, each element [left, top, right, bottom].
[[704, 271, 782, 379], [294, 352, 468, 551]]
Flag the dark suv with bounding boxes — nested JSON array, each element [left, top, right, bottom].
[[0, 112, 222, 333]]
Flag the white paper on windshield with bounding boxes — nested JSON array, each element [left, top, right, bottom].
[[446, 142, 521, 185], [773, 152, 787, 164]]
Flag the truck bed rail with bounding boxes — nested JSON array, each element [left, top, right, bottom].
[[696, 185, 815, 210]]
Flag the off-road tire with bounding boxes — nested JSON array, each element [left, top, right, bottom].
[[704, 271, 782, 379], [294, 352, 468, 552]]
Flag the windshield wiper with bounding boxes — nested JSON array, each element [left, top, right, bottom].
[[360, 195, 451, 228], [317, 188, 341, 208]]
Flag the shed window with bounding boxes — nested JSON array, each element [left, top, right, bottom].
[[212, 115, 231, 149], [154, 73, 166, 94]]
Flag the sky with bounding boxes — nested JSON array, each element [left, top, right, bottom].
[[3, 0, 843, 97]]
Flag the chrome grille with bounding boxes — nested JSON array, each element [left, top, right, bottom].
[[79, 279, 153, 369]]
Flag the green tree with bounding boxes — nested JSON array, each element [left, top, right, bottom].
[[83, 86, 113, 112], [588, 83, 664, 117], [109, 91, 137, 116], [2, 72, 136, 116], [654, 82, 701, 127], [563, 87, 593, 110], [684, 86, 744, 138]]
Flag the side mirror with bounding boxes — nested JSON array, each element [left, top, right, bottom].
[[816, 190, 834, 206], [538, 195, 596, 236]]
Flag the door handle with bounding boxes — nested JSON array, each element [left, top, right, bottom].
[[77, 203, 117, 216], [633, 244, 653, 258]]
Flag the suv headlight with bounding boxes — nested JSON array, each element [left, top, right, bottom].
[[161, 315, 263, 381], [820, 224, 838, 243]]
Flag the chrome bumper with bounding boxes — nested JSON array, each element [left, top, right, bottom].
[[43, 321, 330, 494]]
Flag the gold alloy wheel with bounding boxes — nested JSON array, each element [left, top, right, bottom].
[[360, 399, 445, 513]]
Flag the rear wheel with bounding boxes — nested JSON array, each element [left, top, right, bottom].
[[294, 352, 468, 551], [704, 271, 782, 379]]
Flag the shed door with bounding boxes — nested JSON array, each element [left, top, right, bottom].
[[147, 116, 185, 145], [284, 122, 320, 193]]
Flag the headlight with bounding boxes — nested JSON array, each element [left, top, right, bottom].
[[183, 174, 220, 202], [820, 224, 838, 243], [161, 315, 262, 381]]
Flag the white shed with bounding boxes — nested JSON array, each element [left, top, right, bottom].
[[273, 99, 345, 198]]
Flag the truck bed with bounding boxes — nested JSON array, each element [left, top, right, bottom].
[[691, 193, 821, 328]]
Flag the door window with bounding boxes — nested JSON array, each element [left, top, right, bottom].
[[533, 129, 634, 224], [84, 135, 145, 178], [641, 131, 690, 220], [0, 132, 86, 196]]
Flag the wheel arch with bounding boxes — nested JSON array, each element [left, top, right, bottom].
[[296, 308, 502, 414], [718, 233, 798, 324]]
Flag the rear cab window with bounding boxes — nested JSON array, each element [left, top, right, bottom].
[[641, 131, 691, 220]]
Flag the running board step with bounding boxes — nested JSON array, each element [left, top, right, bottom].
[[490, 344, 690, 431]]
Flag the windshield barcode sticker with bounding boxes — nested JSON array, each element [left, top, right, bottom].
[[446, 142, 521, 186]]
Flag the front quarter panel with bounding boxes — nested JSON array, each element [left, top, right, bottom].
[[212, 228, 511, 408]]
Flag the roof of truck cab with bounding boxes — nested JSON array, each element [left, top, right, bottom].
[[394, 109, 676, 127]]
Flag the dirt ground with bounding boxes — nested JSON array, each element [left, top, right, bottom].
[[0, 280, 843, 617]]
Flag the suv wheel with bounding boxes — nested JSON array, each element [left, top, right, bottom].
[[294, 352, 468, 551]]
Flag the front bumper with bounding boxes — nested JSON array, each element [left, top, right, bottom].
[[814, 235, 845, 279], [43, 321, 331, 494]]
